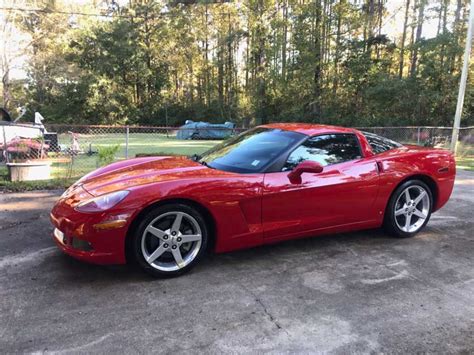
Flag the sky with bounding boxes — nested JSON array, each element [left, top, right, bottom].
[[382, 0, 453, 41]]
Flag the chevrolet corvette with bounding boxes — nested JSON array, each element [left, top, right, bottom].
[[50, 124, 456, 277]]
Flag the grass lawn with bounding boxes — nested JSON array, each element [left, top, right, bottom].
[[456, 158, 474, 171], [51, 133, 219, 179], [455, 141, 474, 171], [0, 134, 220, 191], [0, 177, 77, 192]]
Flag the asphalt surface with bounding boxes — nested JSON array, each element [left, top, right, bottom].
[[1, 171, 473, 354]]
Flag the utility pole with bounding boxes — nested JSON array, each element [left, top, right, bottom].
[[451, 0, 474, 152]]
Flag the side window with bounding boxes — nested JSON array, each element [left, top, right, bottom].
[[283, 134, 362, 171], [362, 132, 402, 154]]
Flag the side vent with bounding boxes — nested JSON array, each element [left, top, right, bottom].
[[376, 161, 384, 173]]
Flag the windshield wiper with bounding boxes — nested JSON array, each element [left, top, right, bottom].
[[189, 154, 201, 161], [199, 160, 215, 169], [189, 154, 215, 169]]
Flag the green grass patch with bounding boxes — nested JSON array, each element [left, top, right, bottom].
[[455, 141, 474, 171], [0, 165, 8, 180], [0, 135, 220, 192], [456, 156, 474, 171], [48, 134, 219, 179], [0, 178, 77, 193]]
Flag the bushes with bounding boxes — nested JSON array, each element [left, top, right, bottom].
[[97, 145, 120, 167]]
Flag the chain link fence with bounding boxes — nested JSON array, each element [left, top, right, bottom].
[[357, 126, 473, 147], [0, 124, 243, 181], [357, 126, 474, 169], [1, 124, 473, 181]]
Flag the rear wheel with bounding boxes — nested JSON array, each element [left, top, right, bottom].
[[384, 180, 433, 238], [132, 203, 208, 277]]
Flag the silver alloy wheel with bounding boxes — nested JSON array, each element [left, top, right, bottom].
[[394, 185, 430, 233], [141, 211, 202, 272]]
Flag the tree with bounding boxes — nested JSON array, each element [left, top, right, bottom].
[[399, 0, 411, 78], [3, 0, 472, 126], [410, 0, 426, 78]]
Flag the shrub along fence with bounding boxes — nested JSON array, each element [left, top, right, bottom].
[[0, 124, 473, 182]]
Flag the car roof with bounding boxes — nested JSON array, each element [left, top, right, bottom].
[[259, 123, 358, 136]]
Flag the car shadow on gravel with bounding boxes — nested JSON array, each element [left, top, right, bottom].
[[41, 228, 396, 283], [201, 229, 393, 268], [36, 253, 151, 284]]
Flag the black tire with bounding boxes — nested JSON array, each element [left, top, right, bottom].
[[384, 179, 433, 238], [131, 203, 209, 278]]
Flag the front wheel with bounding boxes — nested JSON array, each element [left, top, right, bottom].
[[384, 180, 433, 238], [132, 203, 209, 277]]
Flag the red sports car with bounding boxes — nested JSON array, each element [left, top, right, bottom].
[[50, 124, 456, 277]]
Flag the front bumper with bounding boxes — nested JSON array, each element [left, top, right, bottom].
[[50, 197, 129, 265], [52, 226, 123, 265]]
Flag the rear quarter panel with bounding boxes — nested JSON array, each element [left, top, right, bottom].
[[375, 146, 455, 217]]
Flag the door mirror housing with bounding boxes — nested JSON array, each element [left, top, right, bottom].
[[288, 160, 324, 183]]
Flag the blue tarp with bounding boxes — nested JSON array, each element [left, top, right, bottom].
[[177, 120, 235, 140]]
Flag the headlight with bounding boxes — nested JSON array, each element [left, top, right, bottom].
[[75, 190, 129, 213]]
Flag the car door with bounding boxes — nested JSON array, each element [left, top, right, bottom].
[[262, 133, 380, 240]]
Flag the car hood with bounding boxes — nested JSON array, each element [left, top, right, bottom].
[[79, 156, 232, 196]]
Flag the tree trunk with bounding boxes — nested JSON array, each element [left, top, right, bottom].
[[410, 0, 425, 78], [457, 0, 469, 69], [205, 5, 211, 107], [312, 0, 323, 120], [282, 0, 288, 81], [399, 0, 411, 78], [245, 11, 251, 92], [442, 0, 449, 34], [227, 13, 233, 109], [439, 0, 449, 71], [450, 0, 463, 73], [189, 56, 194, 105], [1, 65, 10, 110], [217, 33, 224, 109], [365, 0, 376, 55], [436, 0, 442, 36], [333, 0, 342, 94], [255, 0, 267, 125], [376, 0, 384, 60], [143, 9, 152, 99]]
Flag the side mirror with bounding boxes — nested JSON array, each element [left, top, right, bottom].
[[288, 160, 323, 183]]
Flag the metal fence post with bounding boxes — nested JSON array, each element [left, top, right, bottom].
[[2, 126, 9, 164], [417, 127, 421, 145], [125, 126, 129, 159]]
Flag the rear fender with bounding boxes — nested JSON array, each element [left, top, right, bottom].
[[374, 148, 455, 219]]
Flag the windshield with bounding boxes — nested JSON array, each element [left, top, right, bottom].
[[198, 128, 305, 173]]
